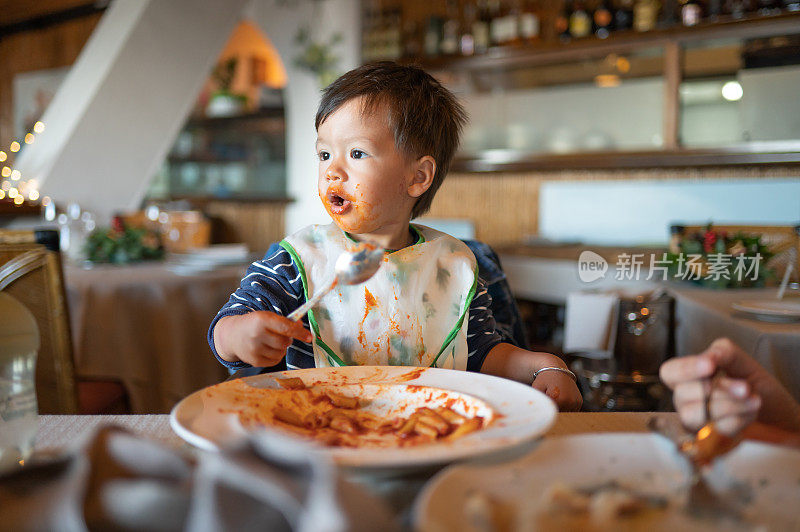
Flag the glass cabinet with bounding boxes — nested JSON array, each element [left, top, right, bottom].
[[146, 107, 287, 200]]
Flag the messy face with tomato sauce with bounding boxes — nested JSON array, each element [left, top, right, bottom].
[[316, 97, 434, 250]]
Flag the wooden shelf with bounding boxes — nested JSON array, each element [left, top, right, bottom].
[[453, 143, 800, 172], [185, 107, 284, 129], [405, 12, 800, 73], [398, 13, 800, 171]]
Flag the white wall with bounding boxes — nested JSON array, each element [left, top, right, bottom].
[[249, 0, 361, 236], [14, 0, 250, 223], [540, 178, 800, 246], [458, 78, 664, 153]]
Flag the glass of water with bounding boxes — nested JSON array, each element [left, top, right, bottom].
[[0, 292, 40, 471]]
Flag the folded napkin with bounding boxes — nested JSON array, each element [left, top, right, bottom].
[[0, 426, 397, 532], [562, 291, 620, 357]]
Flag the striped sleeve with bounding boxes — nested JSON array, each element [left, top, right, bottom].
[[208, 245, 312, 371], [465, 278, 504, 372]]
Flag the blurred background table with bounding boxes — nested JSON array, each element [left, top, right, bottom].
[[671, 286, 800, 401], [64, 261, 245, 413]]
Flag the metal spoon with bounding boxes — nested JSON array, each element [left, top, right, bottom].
[[287, 241, 384, 321]]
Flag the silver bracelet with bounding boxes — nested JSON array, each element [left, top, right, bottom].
[[532, 366, 577, 382]]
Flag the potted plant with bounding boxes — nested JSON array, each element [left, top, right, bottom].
[[206, 57, 248, 117]]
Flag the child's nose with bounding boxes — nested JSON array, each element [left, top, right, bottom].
[[325, 163, 345, 181]]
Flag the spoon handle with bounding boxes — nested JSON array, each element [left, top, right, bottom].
[[287, 277, 337, 322]]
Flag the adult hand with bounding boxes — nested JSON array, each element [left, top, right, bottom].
[[660, 338, 800, 436], [214, 312, 313, 367]]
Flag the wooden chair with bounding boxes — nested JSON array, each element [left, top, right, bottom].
[[671, 223, 800, 283], [0, 229, 128, 414]]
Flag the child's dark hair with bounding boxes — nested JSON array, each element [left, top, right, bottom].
[[315, 61, 467, 219]]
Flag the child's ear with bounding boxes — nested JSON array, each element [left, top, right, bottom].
[[407, 156, 436, 198]]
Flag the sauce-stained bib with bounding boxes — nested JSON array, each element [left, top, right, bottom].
[[281, 224, 477, 369]]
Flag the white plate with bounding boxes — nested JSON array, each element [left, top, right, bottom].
[[170, 366, 557, 470], [732, 299, 800, 321], [414, 433, 800, 531]]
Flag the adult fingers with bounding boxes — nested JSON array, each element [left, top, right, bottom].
[[704, 338, 763, 380], [660, 355, 715, 389], [672, 377, 749, 409], [676, 393, 761, 432]]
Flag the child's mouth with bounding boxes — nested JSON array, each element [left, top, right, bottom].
[[327, 190, 352, 215]]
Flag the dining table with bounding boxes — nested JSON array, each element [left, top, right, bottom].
[[64, 261, 248, 413], [670, 286, 800, 401]]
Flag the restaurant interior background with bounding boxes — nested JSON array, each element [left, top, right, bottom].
[[0, 0, 799, 414]]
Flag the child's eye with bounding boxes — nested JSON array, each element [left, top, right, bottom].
[[318, 151, 330, 161], [350, 149, 366, 159]]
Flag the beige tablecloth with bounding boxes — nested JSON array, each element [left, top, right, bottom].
[[671, 286, 800, 401], [65, 262, 246, 413]]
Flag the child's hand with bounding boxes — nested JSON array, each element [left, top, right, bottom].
[[532, 369, 583, 412], [214, 312, 313, 367]]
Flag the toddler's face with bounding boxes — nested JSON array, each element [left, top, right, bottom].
[[316, 97, 418, 239]]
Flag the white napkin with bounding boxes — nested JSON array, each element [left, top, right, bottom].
[[562, 291, 620, 357]]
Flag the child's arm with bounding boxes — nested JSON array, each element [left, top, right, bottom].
[[481, 342, 583, 412], [214, 312, 313, 368]]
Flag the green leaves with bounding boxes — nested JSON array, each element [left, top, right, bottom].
[[84, 226, 164, 264]]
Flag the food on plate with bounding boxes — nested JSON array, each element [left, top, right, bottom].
[[208, 375, 494, 448], [540, 481, 666, 521]]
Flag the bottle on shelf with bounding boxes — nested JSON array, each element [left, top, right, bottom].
[[593, 0, 615, 38], [556, 0, 573, 42], [402, 18, 422, 58], [473, 0, 492, 52], [681, 0, 703, 25], [424, 12, 444, 56], [488, 0, 504, 46], [659, 0, 679, 27], [519, 0, 542, 43], [633, 0, 660, 31], [756, 0, 782, 15], [461, 3, 477, 55], [613, 0, 635, 30], [440, 0, 461, 55], [707, 0, 723, 19], [725, 0, 751, 17], [569, 0, 593, 38], [505, 0, 523, 45], [384, 8, 403, 60]]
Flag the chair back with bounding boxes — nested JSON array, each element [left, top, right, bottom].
[[0, 229, 78, 414]]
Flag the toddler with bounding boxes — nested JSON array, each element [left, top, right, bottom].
[[209, 62, 582, 411]]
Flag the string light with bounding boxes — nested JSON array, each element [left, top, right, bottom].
[[2, 121, 45, 208]]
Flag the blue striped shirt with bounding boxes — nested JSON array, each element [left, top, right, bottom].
[[208, 245, 504, 373]]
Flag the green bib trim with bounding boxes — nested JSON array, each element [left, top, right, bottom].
[[342, 224, 425, 252], [279, 239, 346, 367], [429, 265, 479, 368]]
